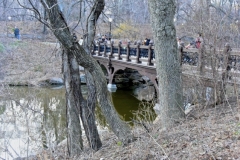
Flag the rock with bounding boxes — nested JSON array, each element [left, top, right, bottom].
[[48, 77, 64, 85], [114, 78, 129, 83], [142, 76, 150, 82], [134, 86, 155, 101], [128, 73, 142, 81], [38, 77, 63, 86], [153, 103, 161, 115], [132, 80, 140, 85]]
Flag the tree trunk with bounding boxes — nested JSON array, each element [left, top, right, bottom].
[[41, 0, 133, 144], [76, 0, 103, 150], [148, 0, 184, 128], [81, 70, 102, 150], [63, 47, 102, 152], [62, 48, 83, 155]]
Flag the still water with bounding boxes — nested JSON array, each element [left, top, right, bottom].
[[0, 86, 145, 159]]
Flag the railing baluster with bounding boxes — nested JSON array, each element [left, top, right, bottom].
[[97, 41, 100, 56], [136, 42, 140, 63], [126, 41, 130, 61], [147, 43, 153, 65], [103, 41, 107, 57], [178, 45, 183, 66], [118, 41, 122, 60]]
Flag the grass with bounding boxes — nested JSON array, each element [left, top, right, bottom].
[[0, 37, 62, 86], [0, 43, 4, 53]]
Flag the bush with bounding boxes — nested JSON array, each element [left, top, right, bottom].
[[112, 23, 138, 39]]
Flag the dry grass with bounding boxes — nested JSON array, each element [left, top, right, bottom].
[[33, 100, 240, 160], [0, 37, 62, 86]]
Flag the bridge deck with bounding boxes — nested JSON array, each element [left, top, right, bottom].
[[93, 52, 240, 87]]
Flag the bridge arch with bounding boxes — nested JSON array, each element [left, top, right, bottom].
[[97, 59, 158, 97]]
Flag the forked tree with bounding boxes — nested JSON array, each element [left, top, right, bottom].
[[17, 0, 134, 156]]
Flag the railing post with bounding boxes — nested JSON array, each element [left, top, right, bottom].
[[178, 45, 183, 66], [92, 42, 96, 56], [147, 42, 153, 65], [110, 41, 114, 57], [118, 41, 122, 60], [103, 41, 107, 57], [97, 41, 100, 56], [136, 41, 140, 63], [126, 41, 130, 61]]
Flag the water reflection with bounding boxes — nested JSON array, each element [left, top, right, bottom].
[[0, 87, 66, 159], [0, 86, 143, 159]]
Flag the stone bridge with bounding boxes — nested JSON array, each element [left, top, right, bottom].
[[92, 41, 240, 103]]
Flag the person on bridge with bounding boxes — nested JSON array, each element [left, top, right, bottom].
[[195, 32, 203, 49], [143, 38, 150, 45], [14, 26, 20, 39], [101, 35, 106, 42], [185, 33, 203, 49], [177, 37, 184, 48]]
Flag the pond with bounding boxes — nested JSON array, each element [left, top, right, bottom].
[[0, 86, 154, 159]]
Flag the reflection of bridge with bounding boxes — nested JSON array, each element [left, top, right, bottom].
[[93, 41, 240, 104]]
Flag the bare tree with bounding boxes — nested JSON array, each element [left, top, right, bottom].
[[148, 0, 185, 128], [14, 0, 134, 155]]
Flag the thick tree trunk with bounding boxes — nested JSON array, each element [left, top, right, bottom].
[[148, 0, 185, 128], [42, 0, 133, 144], [63, 47, 102, 152], [62, 48, 83, 155]]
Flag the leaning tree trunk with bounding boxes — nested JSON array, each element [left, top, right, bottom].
[[62, 48, 83, 155], [148, 0, 185, 128], [80, 0, 104, 150], [41, 0, 134, 144]]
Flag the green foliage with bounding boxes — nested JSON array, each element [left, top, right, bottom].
[[0, 43, 5, 53], [34, 65, 43, 72], [0, 105, 6, 115], [112, 23, 138, 39], [10, 41, 27, 48], [117, 141, 122, 146]]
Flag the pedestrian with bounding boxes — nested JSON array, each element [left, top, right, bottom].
[[101, 35, 106, 42], [195, 32, 203, 49], [144, 38, 150, 45], [14, 26, 20, 39], [177, 37, 184, 48], [185, 33, 203, 49]]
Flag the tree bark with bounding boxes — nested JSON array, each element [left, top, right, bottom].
[[41, 0, 134, 144], [148, 0, 184, 128], [62, 48, 83, 155], [63, 47, 102, 152]]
